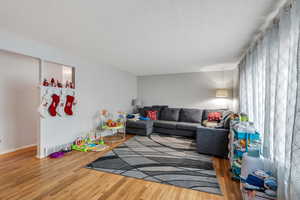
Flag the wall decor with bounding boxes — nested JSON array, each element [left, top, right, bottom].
[[39, 78, 77, 118]]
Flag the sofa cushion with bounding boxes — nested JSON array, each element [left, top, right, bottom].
[[153, 127, 195, 137], [153, 120, 177, 129], [179, 108, 203, 123], [126, 120, 153, 129], [160, 108, 181, 121], [176, 122, 201, 131]]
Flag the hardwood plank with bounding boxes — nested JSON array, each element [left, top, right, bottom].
[[0, 145, 37, 159], [0, 135, 242, 200]]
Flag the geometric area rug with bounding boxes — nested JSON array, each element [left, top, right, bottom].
[[86, 133, 222, 195]]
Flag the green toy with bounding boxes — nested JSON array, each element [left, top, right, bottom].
[[71, 144, 89, 152], [240, 113, 249, 122], [71, 133, 107, 152], [99, 140, 105, 145]]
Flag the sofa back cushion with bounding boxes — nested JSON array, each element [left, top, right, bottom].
[[152, 105, 168, 110], [179, 108, 203, 123], [160, 108, 181, 121]]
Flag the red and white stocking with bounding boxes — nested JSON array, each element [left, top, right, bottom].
[[38, 97, 49, 118], [48, 94, 60, 116], [64, 95, 75, 115]]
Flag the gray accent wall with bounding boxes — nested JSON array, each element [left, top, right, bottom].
[[138, 70, 238, 111]]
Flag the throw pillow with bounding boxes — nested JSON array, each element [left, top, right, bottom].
[[146, 110, 158, 120], [207, 112, 222, 121], [150, 107, 163, 119]]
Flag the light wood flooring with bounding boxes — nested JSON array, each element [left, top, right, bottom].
[[0, 135, 242, 200]]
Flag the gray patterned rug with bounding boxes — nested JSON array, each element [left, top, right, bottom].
[[86, 134, 222, 195]]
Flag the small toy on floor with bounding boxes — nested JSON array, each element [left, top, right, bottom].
[[49, 151, 65, 159], [71, 133, 108, 152]]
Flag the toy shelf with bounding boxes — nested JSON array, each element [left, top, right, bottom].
[[229, 120, 261, 181]]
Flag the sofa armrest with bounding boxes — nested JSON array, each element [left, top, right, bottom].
[[197, 126, 228, 132], [196, 126, 229, 158]]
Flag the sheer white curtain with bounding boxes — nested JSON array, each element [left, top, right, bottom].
[[239, 1, 300, 199]]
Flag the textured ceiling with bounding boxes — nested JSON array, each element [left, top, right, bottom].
[[0, 0, 280, 75]]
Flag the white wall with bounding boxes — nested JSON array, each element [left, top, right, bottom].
[[0, 51, 39, 154], [43, 62, 74, 84], [0, 30, 137, 156], [40, 63, 137, 155], [43, 61, 64, 83], [138, 71, 236, 110]]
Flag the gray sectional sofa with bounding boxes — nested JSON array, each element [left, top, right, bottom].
[[126, 105, 230, 158], [153, 108, 203, 137]]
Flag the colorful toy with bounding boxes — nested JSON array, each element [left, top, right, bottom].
[[49, 151, 65, 158], [106, 120, 119, 127], [70, 82, 75, 89], [41, 78, 76, 89], [105, 119, 124, 128], [43, 79, 49, 86], [72, 133, 108, 152], [117, 111, 126, 119], [240, 139, 246, 148], [104, 111, 126, 128], [50, 78, 56, 87], [101, 109, 108, 116], [98, 140, 105, 145], [65, 80, 70, 88], [57, 80, 63, 88]]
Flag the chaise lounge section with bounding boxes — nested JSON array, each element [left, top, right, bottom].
[[126, 120, 153, 136], [196, 126, 229, 158]]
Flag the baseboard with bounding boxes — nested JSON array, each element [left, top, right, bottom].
[[0, 144, 37, 156]]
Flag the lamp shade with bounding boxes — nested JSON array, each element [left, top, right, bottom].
[[216, 89, 229, 98]]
